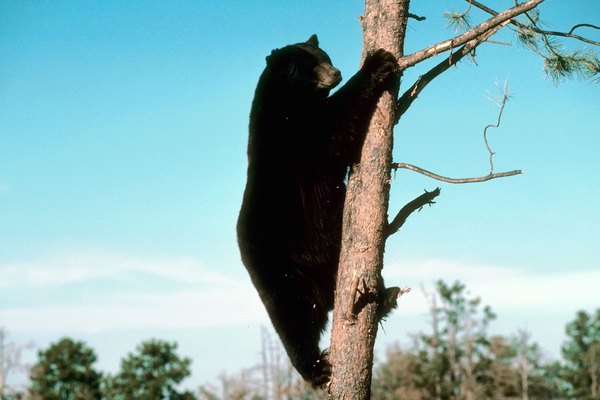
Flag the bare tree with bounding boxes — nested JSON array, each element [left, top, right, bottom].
[[328, 1, 598, 398], [0, 328, 33, 397]]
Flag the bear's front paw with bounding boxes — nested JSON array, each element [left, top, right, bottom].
[[364, 49, 399, 86]]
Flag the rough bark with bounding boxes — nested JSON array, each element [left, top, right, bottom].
[[328, 1, 409, 398]]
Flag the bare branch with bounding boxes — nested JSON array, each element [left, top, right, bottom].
[[468, 0, 600, 46], [392, 162, 523, 184], [483, 80, 510, 173], [397, 78, 518, 185], [386, 188, 441, 237], [408, 13, 426, 22], [568, 23, 600, 35], [399, 0, 544, 70]]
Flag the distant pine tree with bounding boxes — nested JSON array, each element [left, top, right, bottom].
[[30, 337, 102, 400]]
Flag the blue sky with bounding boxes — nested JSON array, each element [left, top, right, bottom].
[[1, 0, 599, 391]]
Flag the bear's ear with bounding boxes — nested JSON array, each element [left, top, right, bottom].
[[266, 49, 279, 65], [306, 34, 319, 47]]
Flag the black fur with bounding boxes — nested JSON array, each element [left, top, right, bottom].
[[237, 35, 398, 387]]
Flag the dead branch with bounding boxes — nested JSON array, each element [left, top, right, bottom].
[[386, 188, 441, 237], [392, 162, 522, 183], [408, 13, 426, 21], [399, 0, 544, 70], [396, 77, 518, 185], [483, 81, 510, 173], [568, 23, 600, 36]]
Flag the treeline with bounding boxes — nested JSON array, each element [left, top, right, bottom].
[[1, 280, 598, 399], [1, 339, 196, 400], [369, 281, 599, 400], [200, 281, 600, 400]]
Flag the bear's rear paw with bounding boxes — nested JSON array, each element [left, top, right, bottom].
[[378, 286, 401, 320], [305, 351, 331, 388]]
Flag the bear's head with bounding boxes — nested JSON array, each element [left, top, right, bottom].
[[266, 34, 342, 98]]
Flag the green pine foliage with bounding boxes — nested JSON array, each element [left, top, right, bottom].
[[544, 51, 600, 84], [29, 338, 102, 400], [443, 11, 472, 33], [561, 309, 600, 399], [103, 340, 195, 400], [446, 5, 599, 85], [513, 13, 599, 84]]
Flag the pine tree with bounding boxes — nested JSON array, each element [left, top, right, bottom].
[[104, 340, 195, 400], [561, 309, 600, 399], [30, 338, 102, 400]]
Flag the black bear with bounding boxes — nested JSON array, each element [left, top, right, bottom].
[[237, 34, 399, 387]]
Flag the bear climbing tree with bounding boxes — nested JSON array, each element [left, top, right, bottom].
[[328, 0, 598, 399], [238, 0, 597, 397], [237, 33, 401, 387]]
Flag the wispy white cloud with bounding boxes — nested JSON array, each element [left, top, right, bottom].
[[1, 249, 597, 339], [384, 258, 600, 314], [0, 249, 239, 289], [378, 259, 600, 357], [0, 248, 268, 334], [0, 288, 266, 334]]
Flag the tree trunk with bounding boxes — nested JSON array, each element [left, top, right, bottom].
[[517, 331, 530, 400], [328, 1, 409, 398], [589, 344, 598, 399]]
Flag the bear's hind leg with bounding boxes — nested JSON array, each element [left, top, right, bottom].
[[257, 269, 331, 387]]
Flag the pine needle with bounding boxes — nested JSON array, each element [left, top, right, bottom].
[[444, 11, 472, 33]]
